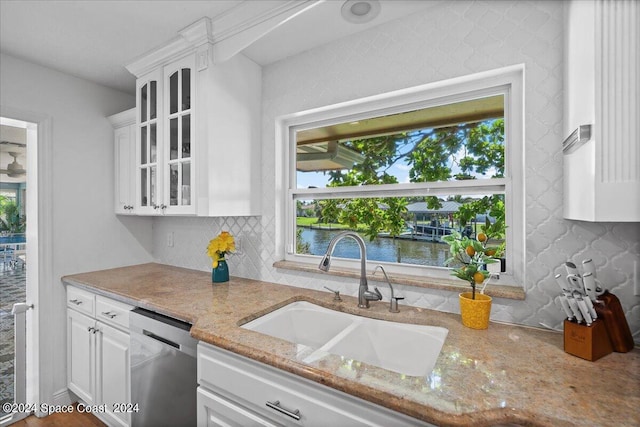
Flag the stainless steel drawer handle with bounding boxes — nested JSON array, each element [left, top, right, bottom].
[[266, 400, 301, 421], [69, 299, 82, 305], [101, 311, 117, 319]]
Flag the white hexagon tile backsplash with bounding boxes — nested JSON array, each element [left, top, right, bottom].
[[152, 1, 639, 341]]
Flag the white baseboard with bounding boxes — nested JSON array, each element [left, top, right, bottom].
[[52, 387, 74, 406], [34, 388, 75, 417]]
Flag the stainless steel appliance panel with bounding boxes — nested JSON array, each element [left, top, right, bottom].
[[130, 307, 197, 427]]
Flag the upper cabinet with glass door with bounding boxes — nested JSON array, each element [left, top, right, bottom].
[[136, 69, 162, 215], [164, 56, 195, 215], [126, 17, 262, 217]]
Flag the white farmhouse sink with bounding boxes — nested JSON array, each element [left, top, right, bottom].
[[242, 301, 448, 377], [242, 301, 354, 348]]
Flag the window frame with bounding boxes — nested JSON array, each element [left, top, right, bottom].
[[275, 65, 525, 288]]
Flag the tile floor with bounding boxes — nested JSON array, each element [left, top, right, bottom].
[[0, 263, 26, 410]]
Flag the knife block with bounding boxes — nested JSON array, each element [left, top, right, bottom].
[[564, 319, 612, 361], [594, 291, 635, 352]]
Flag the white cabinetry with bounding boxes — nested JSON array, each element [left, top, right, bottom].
[[197, 342, 432, 427], [67, 308, 95, 404], [126, 17, 261, 217], [109, 109, 136, 214], [162, 54, 195, 214], [67, 286, 133, 427], [563, 0, 640, 221], [135, 69, 163, 215]]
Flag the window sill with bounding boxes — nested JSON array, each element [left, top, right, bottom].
[[273, 260, 525, 301]]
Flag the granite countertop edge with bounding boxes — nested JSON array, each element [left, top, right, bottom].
[[61, 263, 640, 427]]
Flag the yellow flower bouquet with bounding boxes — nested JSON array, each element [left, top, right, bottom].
[[207, 231, 235, 268]]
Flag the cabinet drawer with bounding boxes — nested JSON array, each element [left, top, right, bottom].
[[67, 286, 95, 317], [197, 387, 279, 427], [96, 295, 133, 330], [198, 343, 429, 427]]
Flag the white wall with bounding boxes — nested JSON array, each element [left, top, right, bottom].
[[153, 1, 639, 339], [0, 53, 154, 400]]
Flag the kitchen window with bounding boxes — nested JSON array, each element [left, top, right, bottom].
[[276, 65, 524, 288]]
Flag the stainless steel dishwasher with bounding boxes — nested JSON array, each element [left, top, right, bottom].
[[129, 307, 197, 426]]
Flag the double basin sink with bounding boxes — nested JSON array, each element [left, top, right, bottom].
[[241, 301, 448, 377]]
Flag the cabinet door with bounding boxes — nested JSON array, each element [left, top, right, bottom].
[[114, 124, 136, 214], [96, 322, 130, 427], [67, 309, 95, 405], [163, 55, 195, 215], [197, 387, 279, 427], [136, 69, 163, 215]]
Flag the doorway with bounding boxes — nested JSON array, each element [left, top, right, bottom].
[[0, 116, 36, 426]]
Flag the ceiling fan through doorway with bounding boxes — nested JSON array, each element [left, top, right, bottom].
[[0, 151, 26, 177]]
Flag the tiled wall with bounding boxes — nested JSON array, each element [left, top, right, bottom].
[[153, 1, 639, 339]]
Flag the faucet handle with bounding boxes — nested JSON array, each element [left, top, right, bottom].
[[323, 286, 342, 302]]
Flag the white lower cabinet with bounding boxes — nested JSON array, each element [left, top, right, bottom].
[[67, 308, 96, 405], [198, 387, 279, 427], [98, 322, 131, 427], [67, 287, 133, 427], [197, 342, 433, 427]]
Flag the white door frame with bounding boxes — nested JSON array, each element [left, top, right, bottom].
[[1, 106, 54, 419]]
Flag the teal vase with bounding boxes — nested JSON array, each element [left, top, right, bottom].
[[212, 258, 229, 283]]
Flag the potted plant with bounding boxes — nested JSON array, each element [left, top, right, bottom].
[[443, 231, 498, 329], [207, 231, 235, 283], [479, 214, 506, 273]]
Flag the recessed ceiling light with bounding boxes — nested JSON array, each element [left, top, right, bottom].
[[341, 0, 381, 24]]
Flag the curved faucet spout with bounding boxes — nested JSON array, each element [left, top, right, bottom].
[[318, 231, 381, 308]]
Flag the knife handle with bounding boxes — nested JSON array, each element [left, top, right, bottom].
[[574, 293, 592, 326], [557, 296, 575, 320], [582, 294, 598, 319], [567, 274, 583, 293], [582, 272, 597, 301], [565, 262, 580, 277], [581, 259, 596, 278], [566, 295, 584, 323]]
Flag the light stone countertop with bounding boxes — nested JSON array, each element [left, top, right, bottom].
[[62, 263, 640, 427]]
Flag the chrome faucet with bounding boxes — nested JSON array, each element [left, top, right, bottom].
[[318, 231, 382, 308], [373, 265, 404, 313]]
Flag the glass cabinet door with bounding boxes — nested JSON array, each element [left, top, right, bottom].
[[137, 71, 162, 213], [165, 61, 193, 211]]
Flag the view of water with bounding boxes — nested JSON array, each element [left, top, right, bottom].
[[298, 227, 451, 267]]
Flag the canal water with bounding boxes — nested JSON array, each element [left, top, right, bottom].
[[298, 227, 451, 267]]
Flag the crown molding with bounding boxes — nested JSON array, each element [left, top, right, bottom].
[[107, 107, 136, 128], [125, 17, 212, 78], [125, 1, 320, 77]]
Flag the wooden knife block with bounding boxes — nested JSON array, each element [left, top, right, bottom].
[[564, 319, 612, 361]]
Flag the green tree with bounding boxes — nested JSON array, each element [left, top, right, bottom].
[[312, 119, 505, 240], [296, 228, 310, 254]]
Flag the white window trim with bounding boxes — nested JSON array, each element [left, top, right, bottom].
[[275, 65, 525, 288]]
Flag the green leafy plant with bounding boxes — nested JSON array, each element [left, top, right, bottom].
[[443, 231, 498, 299], [314, 119, 504, 240], [479, 212, 506, 258], [0, 197, 26, 233]]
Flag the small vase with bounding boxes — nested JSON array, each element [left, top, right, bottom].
[[459, 291, 492, 330], [212, 259, 229, 283]]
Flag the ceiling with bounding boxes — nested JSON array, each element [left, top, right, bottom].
[[0, 0, 439, 94]]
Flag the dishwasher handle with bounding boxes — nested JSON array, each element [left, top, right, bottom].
[[143, 329, 181, 350]]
